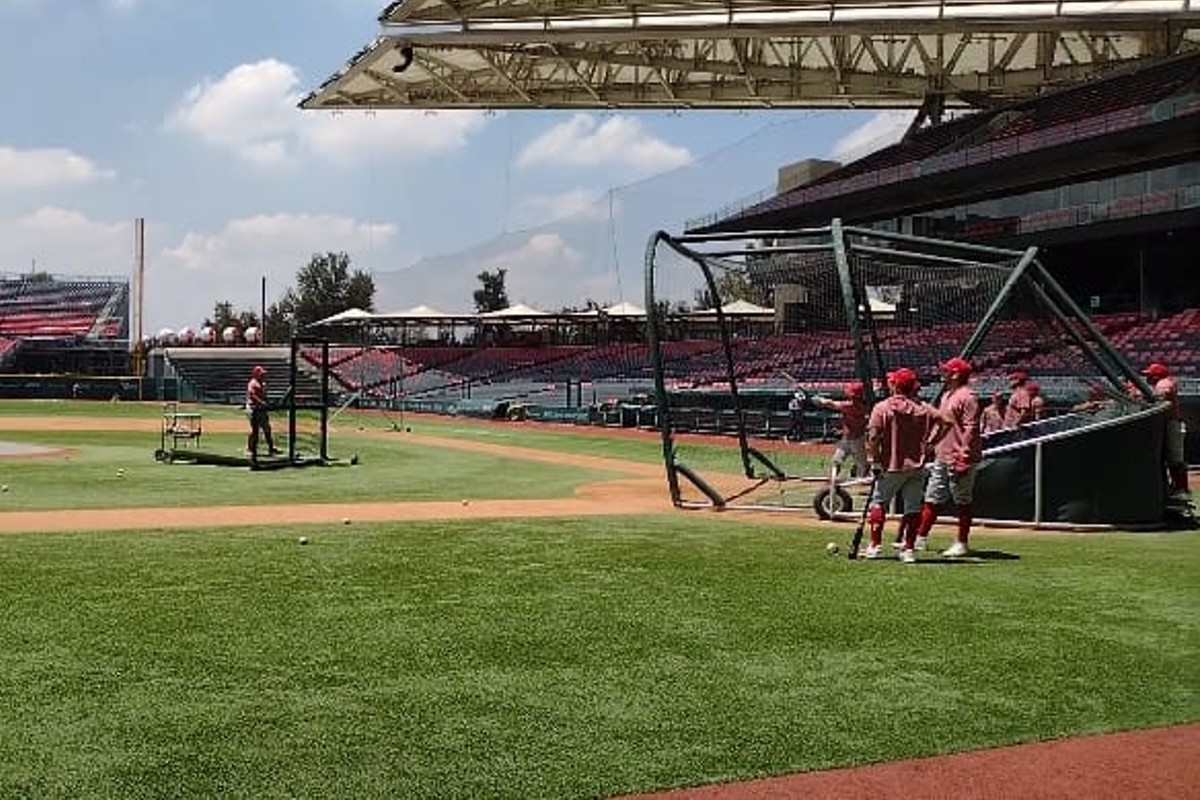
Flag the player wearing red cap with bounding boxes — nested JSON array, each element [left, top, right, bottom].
[[245, 364, 281, 464], [808, 381, 870, 481], [1004, 371, 1037, 428], [914, 357, 982, 558], [864, 368, 947, 561], [1143, 362, 1189, 495]]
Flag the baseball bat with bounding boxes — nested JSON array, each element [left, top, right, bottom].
[[847, 471, 879, 560]]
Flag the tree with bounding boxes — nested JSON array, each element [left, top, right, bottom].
[[206, 301, 259, 332], [263, 292, 297, 343], [290, 252, 375, 328], [473, 268, 509, 313], [695, 267, 771, 310]]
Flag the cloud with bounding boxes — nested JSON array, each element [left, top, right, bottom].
[[509, 188, 611, 229], [0, 146, 116, 192], [0, 207, 402, 329], [166, 59, 488, 167], [156, 212, 399, 326], [0, 208, 130, 284], [517, 115, 691, 176], [830, 111, 914, 162]]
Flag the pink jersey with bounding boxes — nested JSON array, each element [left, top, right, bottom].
[[1154, 376, 1181, 420], [867, 395, 941, 473], [829, 398, 868, 439], [935, 385, 982, 466], [246, 377, 267, 410], [981, 405, 1005, 435], [1004, 385, 1034, 427]]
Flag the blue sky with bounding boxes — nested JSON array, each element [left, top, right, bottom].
[[0, 0, 911, 332]]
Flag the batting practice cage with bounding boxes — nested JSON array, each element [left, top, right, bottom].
[[156, 337, 340, 470], [644, 220, 1176, 528]]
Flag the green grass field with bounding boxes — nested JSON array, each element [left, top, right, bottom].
[[0, 400, 1197, 798]]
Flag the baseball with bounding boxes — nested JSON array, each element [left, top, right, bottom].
[[342, 517, 351, 525], [461, 499, 469, 506], [825, 541, 840, 555], [117, 468, 125, 477], [1, 484, 8, 492], [298, 536, 309, 545]]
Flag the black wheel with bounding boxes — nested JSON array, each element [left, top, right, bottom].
[[813, 487, 853, 520]]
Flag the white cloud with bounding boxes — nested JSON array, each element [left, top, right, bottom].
[[166, 59, 488, 167], [0, 208, 130, 283], [517, 115, 691, 176], [482, 232, 623, 308], [830, 111, 914, 162], [0, 146, 115, 191], [166, 59, 299, 167], [157, 212, 399, 327], [0, 207, 402, 329], [509, 188, 611, 229]]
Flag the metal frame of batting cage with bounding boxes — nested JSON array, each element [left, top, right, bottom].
[[288, 335, 331, 463], [643, 219, 1158, 518]]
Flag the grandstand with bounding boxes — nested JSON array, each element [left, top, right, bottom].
[[0, 274, 130, 375], [693, 52, 1200, 334], [161, 347, 324, 406]]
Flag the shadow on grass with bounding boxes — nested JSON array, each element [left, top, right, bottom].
[[855, 550, 1021, 565]]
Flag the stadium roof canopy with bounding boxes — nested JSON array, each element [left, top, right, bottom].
[[301, 0, 1200, 112]]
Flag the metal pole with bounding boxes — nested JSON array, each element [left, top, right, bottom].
[[1030, 257, 1156, 398], [959, 246, 1039, 362], [645, 231, 683, 505], [831, 219, 876, 402], [1034, 442, 1044, 525]]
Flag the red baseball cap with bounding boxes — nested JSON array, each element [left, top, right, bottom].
[[1026, 381, 1040, 396], [252, 365, 267, 378], [889, 367, 919, 394], [845, 381, 865, 397], [1142, 362, 1169, 380], [1008, 370, 1028, 384], [939, 357, 973, 376]]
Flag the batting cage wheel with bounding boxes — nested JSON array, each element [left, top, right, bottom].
[[812, 486, 853, 520]]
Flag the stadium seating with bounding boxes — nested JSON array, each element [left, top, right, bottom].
[[0, 278, 128, 339], [988, 56, 1200, 142], [165, 348, 325, 404]]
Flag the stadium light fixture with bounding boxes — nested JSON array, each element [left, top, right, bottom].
[[392, 43, 414, 73]]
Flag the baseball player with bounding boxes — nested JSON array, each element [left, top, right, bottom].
[[864, 368, 947, 562], [807, 381, 869, 480], [913, 357, 983, 557], [980, 392, 1007, 435], [245, 365, 281, 464], [1004, 371, 1036, 428], [1143, 362, 1189, 495]]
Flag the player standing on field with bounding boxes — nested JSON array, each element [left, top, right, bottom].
[[807, 382, 869, 480], [1143, 362, 1189, 496], [913, 357, 983, 558], [864, 368, 947, 562], [245, 365, 281, 465]]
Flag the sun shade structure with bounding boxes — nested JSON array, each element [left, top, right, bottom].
[[302, 0, 1200, 111]]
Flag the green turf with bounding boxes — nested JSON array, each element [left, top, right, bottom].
[[394, 413, 830, 477], [0, 518, 1195, 799], [1, 400, 1196, 797], [0, 427, 622, 510]]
